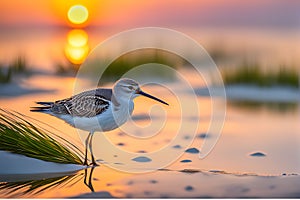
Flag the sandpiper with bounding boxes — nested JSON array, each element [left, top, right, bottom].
[[31, 78, 168, 166]]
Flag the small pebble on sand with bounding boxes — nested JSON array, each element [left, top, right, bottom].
[[172, 145, 182, 149], [132, 156, 152, 162], [180, 159, 192, 163], [249, 152, 266, 157], [185, 148, 200, 154], [185, 185, 194, 191]]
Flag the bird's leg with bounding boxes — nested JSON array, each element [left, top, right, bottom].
[[89, 132, 99, 166], [83, 132, 92, 166]]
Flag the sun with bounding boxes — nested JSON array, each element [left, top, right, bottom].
[[67, 5, 89, 25]]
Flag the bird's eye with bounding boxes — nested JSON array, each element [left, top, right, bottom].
[[128, 86, 134, 90]]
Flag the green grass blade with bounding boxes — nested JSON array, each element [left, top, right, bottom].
[[0, 108, 83, 165]]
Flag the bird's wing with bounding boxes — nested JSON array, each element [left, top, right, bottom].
[[51, 89, 111, 118]]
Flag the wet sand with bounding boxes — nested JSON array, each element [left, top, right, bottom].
[[74, 168, 300, 198], [1, 163, 299, 198]]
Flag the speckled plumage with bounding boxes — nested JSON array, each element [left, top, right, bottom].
[[42, 89, 112, 118]]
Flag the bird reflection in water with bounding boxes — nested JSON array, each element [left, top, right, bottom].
[[0, 167, 97, 197], [84, 167, 95, 192]]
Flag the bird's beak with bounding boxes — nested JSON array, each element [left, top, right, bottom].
[[137, 90, 169, 106]]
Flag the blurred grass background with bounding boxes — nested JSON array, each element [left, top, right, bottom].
[[0, 56, 30, 84], [1, 50, 299, 89], [221, 62, 299, 88]]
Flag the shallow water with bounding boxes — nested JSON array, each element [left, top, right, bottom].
[[0, 25, 300, 197], [0, 71, 299, 197]]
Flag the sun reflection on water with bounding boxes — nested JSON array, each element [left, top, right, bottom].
[[65, 29, 89, 65]]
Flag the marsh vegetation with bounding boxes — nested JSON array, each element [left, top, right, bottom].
[[222, 62, 299, 88]]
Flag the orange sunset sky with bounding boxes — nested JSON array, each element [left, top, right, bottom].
[[0, 0, 299, 29]]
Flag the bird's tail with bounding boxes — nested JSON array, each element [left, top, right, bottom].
[[30, 102, 53, 112]]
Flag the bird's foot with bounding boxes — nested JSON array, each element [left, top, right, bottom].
[[90, 162, 99, 167], [83, 160, 89, 166]]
